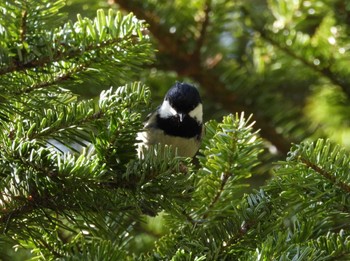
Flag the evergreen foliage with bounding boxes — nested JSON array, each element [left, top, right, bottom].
[[1, 0, 350, 260]]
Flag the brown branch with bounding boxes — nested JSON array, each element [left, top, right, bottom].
[[20, 9, 27, 43], [193, 0, 212, 60]]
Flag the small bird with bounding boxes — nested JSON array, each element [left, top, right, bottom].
[[138, 82, 203, 157]]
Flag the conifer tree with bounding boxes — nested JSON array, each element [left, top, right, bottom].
[[1, 0, 350, 260]]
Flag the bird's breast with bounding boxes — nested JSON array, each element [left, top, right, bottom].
[[156, 114, 202, 138]]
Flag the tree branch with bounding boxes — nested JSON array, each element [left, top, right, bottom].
[[242, 4, 350, 100], [300, 157, 350, 194], [20, 7, 27, 43], [202, 172, 230, 219], [12, 66, 81, 95], [258, 29, 350, 97], [193, 0, 212, 61], [0, 34, 139, 76]]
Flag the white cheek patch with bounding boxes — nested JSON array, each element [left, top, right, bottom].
[[189, 103, 203, 122], [159, 100, 177, 118]]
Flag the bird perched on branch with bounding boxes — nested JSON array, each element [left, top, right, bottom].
[[138, 82, 203, 157]]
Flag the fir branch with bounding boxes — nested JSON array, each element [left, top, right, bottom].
[[242, 5, 350, 98], [28, 109, 101, 141], [0, 34, 139, 76], [12, 64, 84, 95], [202, 172, 229, 219], [0, 185, 137, 231], [299, 157, 350, 194], [1, 201, 35, 233], [287, 139, 350, 194], [24, 229, 62, 259], [257, 29, 349, 96], [181, 209, 196, 226], [188, 113, 264, 247]]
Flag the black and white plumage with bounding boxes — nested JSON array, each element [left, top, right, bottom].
[[138, 82, 203, 157]]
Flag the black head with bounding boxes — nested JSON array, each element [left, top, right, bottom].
[[165, 82, 202, 113]]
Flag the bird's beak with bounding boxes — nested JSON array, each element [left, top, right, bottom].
[[178, 113, 185, 122]]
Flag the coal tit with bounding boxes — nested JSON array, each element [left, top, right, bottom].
[[138, 82, 203, 157]]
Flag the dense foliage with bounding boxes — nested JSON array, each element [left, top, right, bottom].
[[1, 0, 350, 260]]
